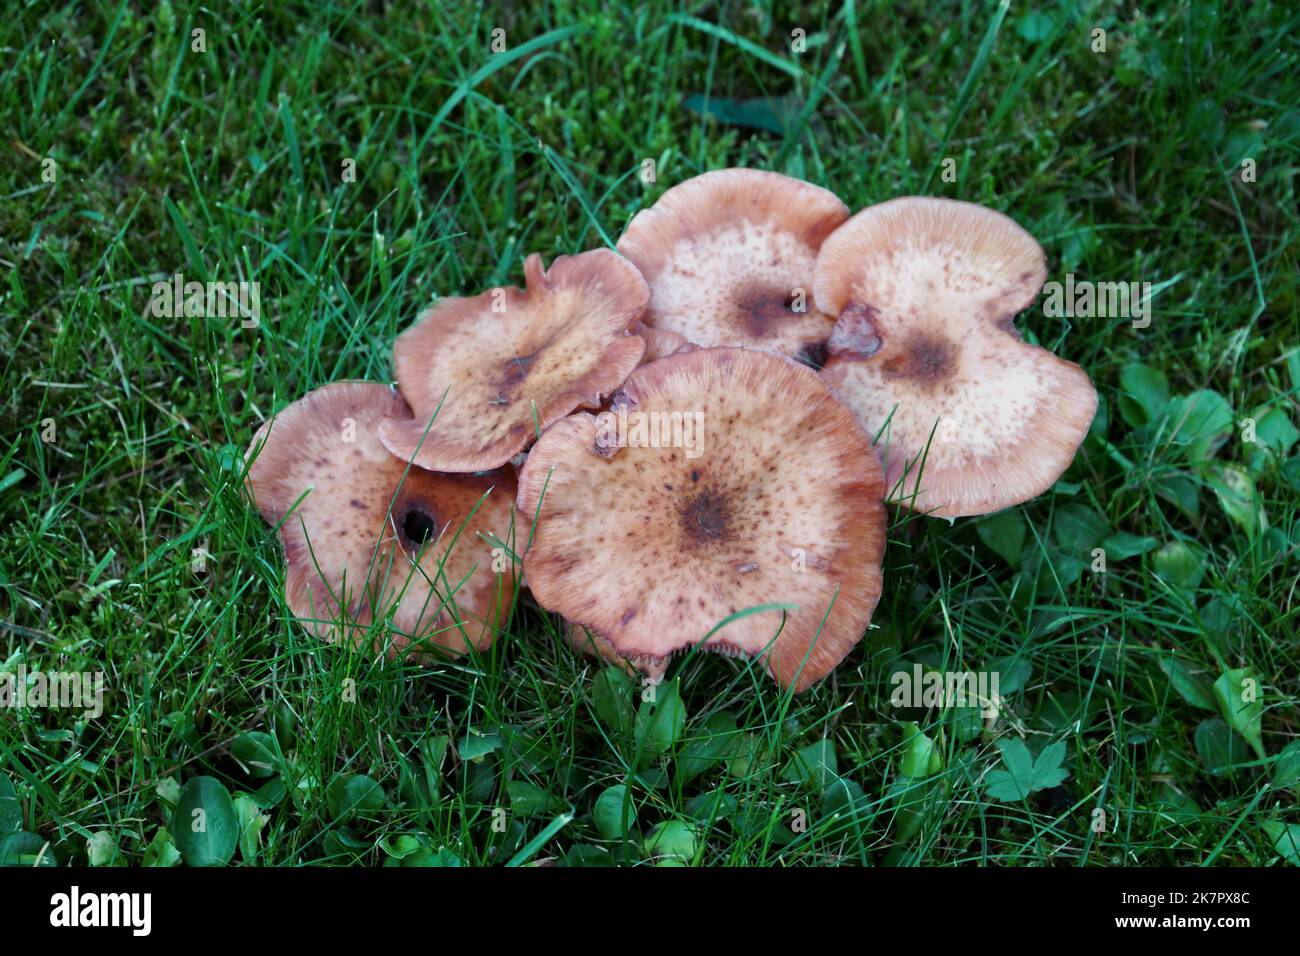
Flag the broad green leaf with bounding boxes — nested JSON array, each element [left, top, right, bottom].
[[143, 827, 181, 867], [1102, 531, 1157, 560], [155, 775, 181, 809], [565, 844, 614, 867], [1117, 363, 1169, 427], [678, 711, 741, 785], [273, 701, 297, 753], [1053, 504, 1112, 554], [634, 677, 686, 761], [987, 654, 1033, 695], [0, 831, 55, 867], [976, 509, 1025, 567], [379, 833, 424, 860], [231, 731, 278, 779], [170, 777, 239, 867], [820, 777, 870, 821], [726, 733, 760, 778], [947, 706, 984, 742], [781, 739, 839, 790], [1015, 11, 1056, 42], [1213, 669, 1266, 760], [1169, 390, 1233, 466], [391, 846, 463, 867], [326, 773, 386, 823], [592, 785, 636, 840], [233, 794, 268, 864], [686, 790, 737, 823], [644, 819, 696, 863], [1152, 540, 1207, 591], [1194, 718, 1252, 776], [86, 831, 120, 866], [592, 666, 634, 736], [507, 780, 564, 818], [984, 738, 1069, 801], [1261, 821, 1300, 866], [898, 722, 941, 778], [1272, 741, 1300, 791], [252, 777, 287, 809], [1247, 406, 1299, 472], [1154, 474, 1200, 519], [457, 729, 502, 762], [1207, 465, 1263, 537], [682, 93, 801, 133], [1158, 655, 1216, 711]]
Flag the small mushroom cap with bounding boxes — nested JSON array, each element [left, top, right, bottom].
[[815, 197, 1098, 518], [379, 250, 648, 473], [616, 169, 849, 360], [518, 347, 886, 693], [246, 382, 519, 656]]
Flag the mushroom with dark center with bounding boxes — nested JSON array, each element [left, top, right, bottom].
[[680, 487, 733, 544], [245, 381, 521, 657], [379, 250, 649, 473], [814, 196, 1098, 517], [617, 169, 849, 359], [518, 347, 887, 692]]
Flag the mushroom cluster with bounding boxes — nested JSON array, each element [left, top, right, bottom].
[[244, 169, 1096, 693]]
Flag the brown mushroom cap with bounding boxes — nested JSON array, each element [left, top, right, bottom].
[[517, 347, 886, 693], [379, 250, 648, 473], [616, 169, 849, 360], [246, 381, 519, 656], [815, 197, 1098, 518]]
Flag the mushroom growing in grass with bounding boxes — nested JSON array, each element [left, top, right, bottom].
[[815, 196, 1098, 518], [518, 347, 887, 693], [379, 250, 649, 473], [616, 168, 849, 363], [246, 382, 519, 657]]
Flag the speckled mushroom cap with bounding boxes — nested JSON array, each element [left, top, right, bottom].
[[616, 169, 849, 361], [815, 197, 1098, 518], [245, 382, 519, 657], [517, 347, 886, 693], [379, 250, 648, 473]]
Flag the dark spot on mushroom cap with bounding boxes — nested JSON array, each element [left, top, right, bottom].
[[881, 331, 956, 388], [399, 505, 439, 551], [500, 350, 539, 390], [680, 488, 732, 545], [735, 285, 801, 338]]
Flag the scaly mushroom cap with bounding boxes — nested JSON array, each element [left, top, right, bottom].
[[246, 382, 519, 657], [815, 197, 1098, 518], [518, 347, 886, 693], [379, 250, 648, 473], [616, 169, 849, 361]]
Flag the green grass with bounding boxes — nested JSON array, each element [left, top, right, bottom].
[[2, 0, 1299, 867]]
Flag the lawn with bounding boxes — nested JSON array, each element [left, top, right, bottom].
[[1, 0, 1298, 868]]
